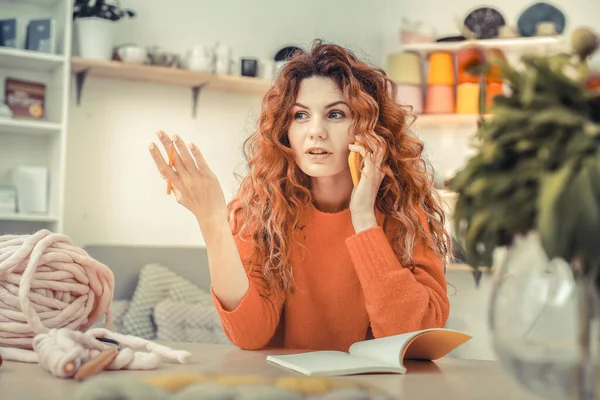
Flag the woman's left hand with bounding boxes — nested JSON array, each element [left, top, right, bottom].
[[349, 136, 385, 233]]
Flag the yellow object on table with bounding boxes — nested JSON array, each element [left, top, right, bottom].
[[141, 372, 394, 398]]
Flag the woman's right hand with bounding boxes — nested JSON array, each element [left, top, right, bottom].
[[148, 130, 228, 230]]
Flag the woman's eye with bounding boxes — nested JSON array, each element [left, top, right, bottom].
[[294, 112, 308, 120], [329, 111, 345, 120]]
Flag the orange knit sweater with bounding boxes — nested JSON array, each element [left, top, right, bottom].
[[211, 205, 450, 352]]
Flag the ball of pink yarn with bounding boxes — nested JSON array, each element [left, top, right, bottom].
[[0, 230, 114, 350]]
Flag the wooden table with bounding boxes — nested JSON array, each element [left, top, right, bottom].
[[0, 342, 547, 400]]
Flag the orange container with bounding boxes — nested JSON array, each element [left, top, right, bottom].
[[427, 52, 455, 85], [425, 85, 455, 114], [486, 48, 506, 83], [486, 82, 504, 111], [456, 83, 481, 114], [457, 48, 479, 84]]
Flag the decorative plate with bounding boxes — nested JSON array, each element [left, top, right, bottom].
[[463, 7, 506, 39], [517, 2, 566, 37]]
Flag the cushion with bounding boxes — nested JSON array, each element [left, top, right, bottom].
[[154, 299, 231, 344], [167, 275, 213, 305], [121, 263, 219, 339], [121, 263, 182, 338]]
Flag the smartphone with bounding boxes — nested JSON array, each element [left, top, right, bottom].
[[348, 144, 362, 187]]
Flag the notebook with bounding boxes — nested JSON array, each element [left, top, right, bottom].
[[266, 328, 472, 376]]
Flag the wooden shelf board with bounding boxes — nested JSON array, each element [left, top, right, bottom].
[[0, 118, 62, 136], [399, 36, 566, 53], [208, 74, 274, 94], [71, 57, 209, 87], [71, 57, 272, 94], [0, 47, 65, 72]]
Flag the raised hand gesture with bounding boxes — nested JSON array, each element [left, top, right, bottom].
[[148, 130, 228, 229]]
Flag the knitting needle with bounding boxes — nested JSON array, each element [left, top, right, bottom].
[[167, 140, 175, 195], [63, 335, 121, 376], [74, 347, 119, 381], [64, 361, 74, 373]]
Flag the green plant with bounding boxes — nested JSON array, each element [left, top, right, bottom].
[[449, 27, 600, 273], [73, 0, 136, 21]]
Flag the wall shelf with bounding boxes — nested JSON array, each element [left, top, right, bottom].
[[399, 36, 566, 53], [0, 118, 63, 136], [70, 57, 273, 117], [6, 0, 61, 6], [410, 113, 491, 127], [0, 47, 65, 72], [0, 213, 59, 222]]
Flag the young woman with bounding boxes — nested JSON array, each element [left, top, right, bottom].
[[148, 41, 451, 352]]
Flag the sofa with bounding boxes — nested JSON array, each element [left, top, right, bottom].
[[84, 244, 230, 345]]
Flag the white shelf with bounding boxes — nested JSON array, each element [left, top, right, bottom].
[[0, 0, 71, 235], [0, 47, 65, 72], [411, 114, 489, 126], [447, 263, 483, 272], [0, 213, 58, 222], [0, 118, 62, 136], [0, 0, 61, 7], [399, 36, 566, 53], [438, 189, 458, 198]]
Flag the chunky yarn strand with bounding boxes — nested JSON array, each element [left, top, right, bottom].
[[31, 329, 191, 378], [0, 230, 190, 376], [0, 230, 114, 350]]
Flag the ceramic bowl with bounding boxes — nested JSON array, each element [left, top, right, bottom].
[[117, 46, 148, 65]]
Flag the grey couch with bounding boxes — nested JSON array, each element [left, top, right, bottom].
[[83, 244, 213, 299], [83, 244, 229, 344]]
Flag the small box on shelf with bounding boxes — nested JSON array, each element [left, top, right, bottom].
[[0, 17, 57, 54], [12, 166, 49, 215], [25, 18, 56, 54], [0, 19, 17, 48], [4, 77, 46, 120]]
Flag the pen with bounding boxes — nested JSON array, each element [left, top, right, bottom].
[[167, 141, 175, 194]]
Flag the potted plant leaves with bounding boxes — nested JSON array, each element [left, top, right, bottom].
[[450, 27, 600, 400], [72, 0, 136, 60]]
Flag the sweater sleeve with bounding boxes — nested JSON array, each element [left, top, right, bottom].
[[344, 219, 449, 338], [210, 228, 285, 350]]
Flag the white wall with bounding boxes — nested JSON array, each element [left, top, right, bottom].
[[65, 0, 600, 248], [64, 0, 387, 247]]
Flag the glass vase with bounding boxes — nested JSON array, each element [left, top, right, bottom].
[[488, 232, 600, 399]]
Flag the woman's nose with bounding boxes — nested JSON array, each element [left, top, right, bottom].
[[308, 119, 327, 140]]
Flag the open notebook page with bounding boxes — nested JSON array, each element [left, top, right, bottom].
[[349, 328, 472, 367], [266, 351, 406, 376], [348, 331, 418, 367]]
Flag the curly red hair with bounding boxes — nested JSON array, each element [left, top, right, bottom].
[[228, 40, 451, 293]]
